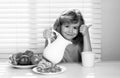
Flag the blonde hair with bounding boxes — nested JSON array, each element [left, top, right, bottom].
[[53, 9, 84, 32]]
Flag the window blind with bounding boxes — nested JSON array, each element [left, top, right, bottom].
[[0, 0, 35, 58], [0, 0, 102, 62], [36, 0, 102, 62]]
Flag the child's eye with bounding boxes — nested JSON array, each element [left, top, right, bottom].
[[65, 26, 69, 28], [74, 27, 77, 29]]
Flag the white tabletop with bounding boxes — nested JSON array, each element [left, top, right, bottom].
[[0, 61, 120, 78]]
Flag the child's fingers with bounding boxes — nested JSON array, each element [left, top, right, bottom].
[[43, 28, 52, 39], [80, 25, 92, 31], [87, 24, 92, 28]]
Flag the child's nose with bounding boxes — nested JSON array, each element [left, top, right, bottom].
[[68, 28, 73, 33]]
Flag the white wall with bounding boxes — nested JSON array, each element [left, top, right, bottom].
[[102, 0, 120, 61]]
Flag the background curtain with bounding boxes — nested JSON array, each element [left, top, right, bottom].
[[0, 0, 101, 62]]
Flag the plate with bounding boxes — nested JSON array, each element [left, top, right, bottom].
[[10, 64, 37, 69], [9, 61, 37, 69], [32, 65, 66, 75]]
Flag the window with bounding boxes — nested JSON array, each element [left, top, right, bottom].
[[0, 0, 101, 62]]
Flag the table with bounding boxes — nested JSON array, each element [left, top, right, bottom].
[[0, 61, 120, 78]]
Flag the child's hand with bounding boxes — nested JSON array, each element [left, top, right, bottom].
[[43, 27, 53, 39], [80, 25, 92, 36], [43, 27, 57, 43]]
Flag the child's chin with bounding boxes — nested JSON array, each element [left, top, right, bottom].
[[62, 35, 73, 40], [65, 38, 72, 41]]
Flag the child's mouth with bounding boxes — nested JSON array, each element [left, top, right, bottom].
[[66, 34, 74, 37]]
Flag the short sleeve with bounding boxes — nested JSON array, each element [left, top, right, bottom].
[[60, 44, 82, 63]]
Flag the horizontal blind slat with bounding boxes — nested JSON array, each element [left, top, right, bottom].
[[0, 0, 101, 62]]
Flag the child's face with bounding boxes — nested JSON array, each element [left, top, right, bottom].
[[61, 22, 80, 41]]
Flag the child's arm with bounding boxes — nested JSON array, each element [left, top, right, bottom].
[[80, 25, 92, 51], [83, 31, 92, 51]]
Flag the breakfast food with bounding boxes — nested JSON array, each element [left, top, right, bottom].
[[36, 59, 61, 73], [17, 55, 31, 65], [31, 54, 42, 65], [37, 65, 61, 73], [9, 50, 42, 65]]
